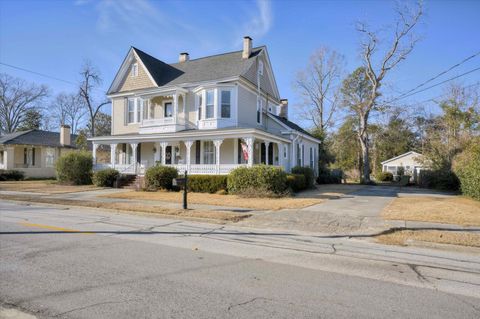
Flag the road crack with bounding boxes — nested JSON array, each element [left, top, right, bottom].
[[227, 297, 270, 311]]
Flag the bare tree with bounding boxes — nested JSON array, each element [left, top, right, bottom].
[[51, 93, 85, 134], [78, 62, 110, 137], [294, 47, 345, 137], [0, 73, 48, 134], [354, 1, 423, 183]]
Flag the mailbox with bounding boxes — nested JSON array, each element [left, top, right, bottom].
[[172, 178, 186, 187]]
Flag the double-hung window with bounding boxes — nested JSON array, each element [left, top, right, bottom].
[[220, 90, 231, 118], [137, 99, 142, 122], [45, 148, 55, 168], [164, 102, 173, 118], [206, 90, 214, 119], [297, 144, 302, 167], [127, 98, 135, 123], [197, 93, 203, 120], [203, 141, 215, 164], [310, 147, 314, 168]]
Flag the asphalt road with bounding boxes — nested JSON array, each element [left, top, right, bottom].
[[1, 201, 479, 318]]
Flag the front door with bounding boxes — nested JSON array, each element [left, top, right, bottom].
[[165, 146, 172, 164]]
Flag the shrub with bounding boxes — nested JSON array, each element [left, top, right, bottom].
[[187, 175, 228, 193], [286, 174, 307, 192], [227, 165, 288, 196], [291, 166, 315, 188], [92, 168, 119, 187], [144, 165, 178, 191], [376, 171, 394, 182], [0, 169, 24, 181], [55, 151, 93, 185], [316, 174, 342, 184], [453, 140, 480, 200], [418, 169, 459, 191]]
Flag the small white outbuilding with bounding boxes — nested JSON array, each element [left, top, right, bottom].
[[381, 151, 425, 182]]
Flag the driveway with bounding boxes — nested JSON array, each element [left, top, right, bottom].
[[237, 185, 455, 234]]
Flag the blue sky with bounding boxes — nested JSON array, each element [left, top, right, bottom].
[[1, 0, 479, 129]]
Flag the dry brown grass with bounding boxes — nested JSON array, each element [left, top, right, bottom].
[[101, 191, 323, 210], [0, 194, 249, 223], [382, 196, 480, 226], [0, 180, 100, 194], [376, 230, 480, 247]]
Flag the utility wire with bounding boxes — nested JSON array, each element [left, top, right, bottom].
[[384, 66, 480, 103], [0, 61, 108, 94]]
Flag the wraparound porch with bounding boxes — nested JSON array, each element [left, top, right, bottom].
[[90, 129, 292, 175]]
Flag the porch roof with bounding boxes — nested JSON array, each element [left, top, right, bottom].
[[88, 127, 291, 145]]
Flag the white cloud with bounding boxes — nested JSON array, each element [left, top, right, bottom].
[[240, 0, 273, 40]]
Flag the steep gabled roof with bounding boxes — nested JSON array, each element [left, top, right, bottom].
[[0, 130, 83, 148], [108, 46, 265, 94]]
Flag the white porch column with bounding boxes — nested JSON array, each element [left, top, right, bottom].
[[92, 143, 99, 165], [160, 142, 168, 165], [131, 143, 138, 173], [213, 139, 223, 174], [184, 140, 194, 173], [110, 144, 117, 168], [264, 141, 270, 165], [244, 137, 254, 167]]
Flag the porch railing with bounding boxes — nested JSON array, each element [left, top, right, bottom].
[[93, 163, 251, 175]]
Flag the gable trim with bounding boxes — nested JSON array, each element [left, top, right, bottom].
[[107, 47, 158, 95], [267, 113, 321, 144]]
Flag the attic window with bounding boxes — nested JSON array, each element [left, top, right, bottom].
[[258, 60, 264, 76], [131, 63, 138, 77]]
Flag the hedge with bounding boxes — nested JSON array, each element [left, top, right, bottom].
[[291, 166, 315, 188], [418, 169, 459, 191], [55, 151, 93, 185], [145, 165, 178, 191], [286, 174, 306, 192], [0, 169, 24, 181], [376, 171, 393, 182], [92, 168, 119, 187], [453, 140, 480, 200], [227, 165, 287, 196], [316, 174, 342, 184], [187, 175, 227, 193]]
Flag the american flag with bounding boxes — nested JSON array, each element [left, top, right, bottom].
[[241, 142, 249, 161]]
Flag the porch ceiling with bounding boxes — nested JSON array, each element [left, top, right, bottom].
[[88, 127, 291, 145]]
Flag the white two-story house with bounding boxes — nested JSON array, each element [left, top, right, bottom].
[[89, 37, 321, 175]]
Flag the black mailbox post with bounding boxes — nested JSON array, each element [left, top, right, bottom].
[[173, 170, 188, 209]]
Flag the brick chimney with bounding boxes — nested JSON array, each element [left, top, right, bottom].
[[179, 52, 189, 62], [60, 125, 71, 146], [279, 99, 288, 119], [242, 36, 252, 59]]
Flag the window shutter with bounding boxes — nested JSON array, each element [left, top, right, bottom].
[[32, 148, 35, 166]]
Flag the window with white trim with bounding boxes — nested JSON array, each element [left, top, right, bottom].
[[203, 141, 215, 164], [283, 145, 287, 159], [45, 148, 55, 168], [206, 90, 214, 119], [256, 98, 262, 124], [131, 63, 138, 77], [137, 99, 142, 122], [220, 90, 231, 118], [296, 143, 301, 167], [127, 98, 135, 123]]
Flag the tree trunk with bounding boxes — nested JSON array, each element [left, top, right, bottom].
[[358, 129, 370, 184]]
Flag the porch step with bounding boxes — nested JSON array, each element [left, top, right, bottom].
[[120, 175, 144, 190]]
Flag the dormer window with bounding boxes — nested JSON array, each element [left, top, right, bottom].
[[131, 63, 138, 77], [258, 60, 264, 76]]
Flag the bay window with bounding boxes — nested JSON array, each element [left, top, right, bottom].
[[127, 98, 135, 123], [206, 90, 214, 119], [220, 90, 231, 118], [257, 98, 262, 124], [164, 102, 173, 118]]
